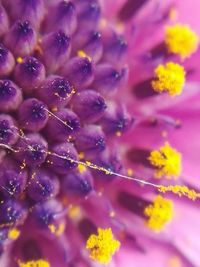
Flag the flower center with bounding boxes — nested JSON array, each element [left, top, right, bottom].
[[148, 142, 182, 179], [24, 58, 41, 76], [54, 31, 70, 54], [17, 21, 32, 36], [151, 62, 186, 96], [30, 102, 46, 120], [165, 24, 199, 59], [52, 78, 72, 98], [86, 228, 120, 265], [0, 81, 16, 98], [144, 195, 174, 232]]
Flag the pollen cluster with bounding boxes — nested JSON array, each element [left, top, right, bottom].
[[8, 228, 20, 240], [144, 195, 174, 232], [159, 185, 200, 201], [18, 259, 50, 267], [165, 24, 199, 59], [151, 62, 186, 96], [148, 142, 182, 179], [86, 228, 121, 265]]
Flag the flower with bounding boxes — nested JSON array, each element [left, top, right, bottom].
[[0, 0, 200, 267]]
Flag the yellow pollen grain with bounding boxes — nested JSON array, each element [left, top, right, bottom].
[[48, 223, 65, 236], [78, 164, 87, 173], [77, 50, 91, 62], [151, 62, 186, 96], [165, 24, 199, 59], [85, 161, 112, 175], [159, 185, 200, 200], [68, 205, 81, 218], [144, 195, 174, 232], [18, 259, 50, 267], [148, 142, 182, 179], [86, 228, 120, 265], [16, 57, 23, 63], [8, 228, 20, 240], [127, 168, 134, 176], [79, 152, 85, 160]]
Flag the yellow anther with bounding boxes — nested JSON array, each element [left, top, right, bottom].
[[48, 223, 65, 236], [8, 228, 20, 240], [79, 152, 85, 160], [165, 24, 199, 59], [86, 228, 120, 265], [68, 205, 81, 218], [18, 259, 50, 267], [144, 195, 174, 232], [151, 62, 185, 96], [78, 164, 87, 173], [16, 57, 23, 63], [85, 161, 111, 175], [127, 168, 133, 176], [159, 185, 200, 200], [148, 142, 182, 179], [77, 50, 91, 62]]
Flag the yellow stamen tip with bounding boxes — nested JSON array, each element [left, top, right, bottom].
[[77, 50, 91, 62], [8, 228, 20, 240], [144, 195, 174, 232], [48, 223, 65, 236], [16, 57, 23, 63], [151, 62, 186, 96], [165, 24, 199, 59], [86, 228, 120, 265], [79, 152, 85, 159], [18, 259, 50, 267], [68, 205, 81, 218], [148, 142, 182, 179], [159, 185, 200, 201], [78, 164, 87, 173]]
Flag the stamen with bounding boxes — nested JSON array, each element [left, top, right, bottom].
[[0, 110, 198, 203], [0, 142, 199, 201], [86, 228, 120, 265], [151, 62, 186, 96], [159, 185, 200, 200], [18, 259, 50, 267], [48, 223, 65, 236], [17, 57, 24, 63], [8, 228, 20, 240], [165, 24, 199, 59], [144, 195, 173, 232], [77, 50, 91, 62], [148, 142, 182, 179]]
